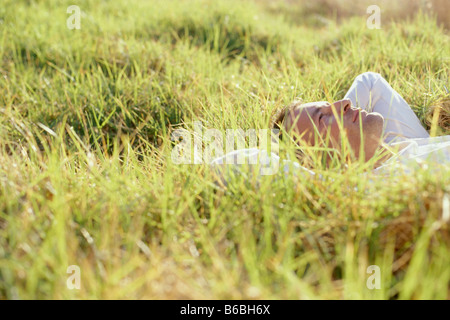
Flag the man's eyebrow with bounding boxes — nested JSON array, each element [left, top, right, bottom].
[[313, 107, 320, 118]]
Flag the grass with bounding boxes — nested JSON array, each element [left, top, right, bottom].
[[0, 0, 449, 299]]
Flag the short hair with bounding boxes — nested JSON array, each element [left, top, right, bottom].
[[272, 99, 303, 141], [272, 100, 305, 160]]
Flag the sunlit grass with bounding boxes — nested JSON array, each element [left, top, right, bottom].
[[0, 0, 449, 299]]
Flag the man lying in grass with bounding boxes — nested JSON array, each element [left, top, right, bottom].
[[211, 72, 450, 177]]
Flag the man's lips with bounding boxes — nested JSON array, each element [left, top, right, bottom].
[[352, 109, 360, 123]]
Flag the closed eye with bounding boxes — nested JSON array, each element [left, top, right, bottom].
[[318, 113, 323, 124]]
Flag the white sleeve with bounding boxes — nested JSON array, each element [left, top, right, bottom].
[[344, 72, 429, 144], [209, 148, 316, 185]]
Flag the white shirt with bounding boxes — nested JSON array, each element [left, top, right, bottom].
[[373, 136, 450, 175]]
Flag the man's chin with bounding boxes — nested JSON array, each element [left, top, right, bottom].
[[364, 112, 384, 139]]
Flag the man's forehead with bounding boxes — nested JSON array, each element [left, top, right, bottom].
[[289, 102, 322, 118], [295, 101, 330, 111], [286, 103, 319, 129], [285, 101, 330, 130]]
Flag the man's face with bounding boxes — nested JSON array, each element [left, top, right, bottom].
[[285, 99, 384, 162]]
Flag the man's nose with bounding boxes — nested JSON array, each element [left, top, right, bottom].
[[332, 99, 352, 114]]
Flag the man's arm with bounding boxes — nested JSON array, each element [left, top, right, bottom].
[[344, 72, 429, 144]]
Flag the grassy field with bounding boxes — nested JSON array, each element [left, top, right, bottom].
[[0, 0, 449, 299]]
